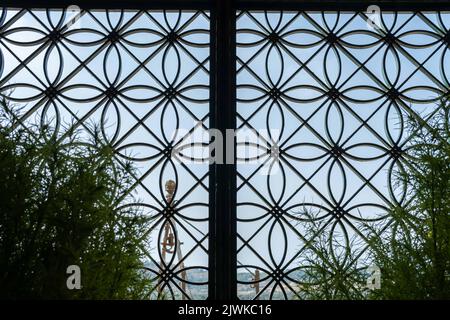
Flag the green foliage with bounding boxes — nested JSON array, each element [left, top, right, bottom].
[[297, 98, 450, 300], [295, 210, 369, 300], [0, 98, 153, 299], [366, 98, 450, 300]]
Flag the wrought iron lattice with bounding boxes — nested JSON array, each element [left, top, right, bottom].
[[236, 10, 450, 299], [1, 1, 450, 301], [0, 7, 211, 300]]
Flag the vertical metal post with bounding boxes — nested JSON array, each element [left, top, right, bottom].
[[209, 0, 237, 300]]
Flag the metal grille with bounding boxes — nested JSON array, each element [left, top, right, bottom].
[[1, 1, 449, 301], [0, 7, 211, 300], [236, 10, 450, 299]]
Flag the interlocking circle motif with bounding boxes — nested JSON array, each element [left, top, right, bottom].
[[0, 8, 211, 300], [236, 10, 450, 299]]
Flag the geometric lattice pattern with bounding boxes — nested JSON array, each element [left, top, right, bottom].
[[2, 6, 450, 301], [0, 8, 210, 299], [236, 11, 450, 299]]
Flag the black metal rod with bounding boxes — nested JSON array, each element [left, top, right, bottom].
[[3, 0, 449, 10], [209, 0, 237, 300], [237, 0, 450, 11], [1, 1, 212, 10]]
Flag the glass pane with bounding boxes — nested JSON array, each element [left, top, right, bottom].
[[236, 10, 448, 299], [0, 7, 211, 300]]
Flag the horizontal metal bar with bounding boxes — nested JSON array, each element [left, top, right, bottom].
[[237, 0, 450, 11], [1, 0, 213, 10], [3, 0, 449, 11]]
